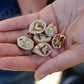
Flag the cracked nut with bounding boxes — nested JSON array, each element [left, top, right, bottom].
[[33, 34, 51, 44], [52, 34, 66, 49], [33, 43, 52, 56], [17, 36, 34, 50], [29, 20, 46, 34], [45, 23, 57, 36]]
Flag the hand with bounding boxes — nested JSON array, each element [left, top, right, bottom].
[[0, 0, 84, 81], [18, 0, 47, 14]]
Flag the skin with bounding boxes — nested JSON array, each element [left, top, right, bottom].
[[18, 0, 47, 14], [0, 0, 84, 81]]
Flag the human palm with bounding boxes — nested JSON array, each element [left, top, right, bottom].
[[0, 0, 84, 80]]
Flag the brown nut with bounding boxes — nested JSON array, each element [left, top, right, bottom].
[[45, 23, 57, 36], [29, 20, 46, 34], [17, 36, 34, 50], [33, 34, 51, 44], [52, 34, 66, 49], [33, 43, 52, 56]]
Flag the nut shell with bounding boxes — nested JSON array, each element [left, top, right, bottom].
[[33, 34, 51, 44], [33, 43, 52, 56], [17, 36, 34, 50], [52, 34, 66, 49], [29, 20, 46, 34], [45, 23, 57, 36]]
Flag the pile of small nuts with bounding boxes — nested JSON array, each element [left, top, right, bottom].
[[17, 20, 66, 56]]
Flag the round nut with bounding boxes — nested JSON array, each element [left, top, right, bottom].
[[29, 20, 46, 34], [33, 43, 52, 56], [52, 34, 66, 49], [33, 34, 51, 44], [17, 36, 34, 50], [45, 23, 57, 36]]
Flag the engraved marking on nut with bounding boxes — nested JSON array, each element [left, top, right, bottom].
[[45, 23, 57, 36], [33, 34, 51, 44], [17, 36, 34, 50], [29, 20, 46, 34], [33, 43, 52, 56], [52, 34, 65, 49], [33, 22, 43, 31]]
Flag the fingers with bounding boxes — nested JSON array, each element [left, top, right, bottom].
[[18, 0, 47, 15], [0, 13, 39, 32], [0, 55, 50, 71], [0, 3, 57, 32], [0, 43, 31, 56], [35, 44, 84, 80], [0, 4, 57, 43], [0, 29, 28, 43]]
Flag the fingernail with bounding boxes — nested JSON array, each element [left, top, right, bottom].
[[36, 73, 48, 81]]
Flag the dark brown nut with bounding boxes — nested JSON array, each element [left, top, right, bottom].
[[17, 36, 34, 50], [52, 34, 66, 49], [33, 43, 52, 56], [29, 20, 46, 34], [45, 23, 57, 36]]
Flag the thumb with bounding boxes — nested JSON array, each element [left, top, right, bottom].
[[35, 44, 84, 80], [18, 0, 48, 15]]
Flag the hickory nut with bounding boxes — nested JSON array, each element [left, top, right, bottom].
[[29, 20, 46, 34], [33, 34, 51, 44], [17, 36, 34, 50], [33, 43, 52, 56], [52, 34, 66, 49], [45, 23, 57, 36]]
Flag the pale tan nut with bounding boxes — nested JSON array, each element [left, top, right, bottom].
[[29, 20, 46, 34], [52, 34, 66, 49], [33, 34, 51, 44], [17, 36, 34, 50], [33, 43, 52, 56], [45, 23, 57, 36]]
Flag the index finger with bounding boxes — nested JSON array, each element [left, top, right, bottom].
[[0, 4, 57, 32], [0, 13, 39, 32]]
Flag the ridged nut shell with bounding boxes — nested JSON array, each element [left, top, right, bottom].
[[33, 34, 51, 44], [52, 34, 66, 49], [29, 20, 46, 34], [17, 36, 34, 50], [45, 23, 57, 36], [33, 43, 52, 56]]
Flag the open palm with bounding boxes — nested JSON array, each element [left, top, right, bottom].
[[0, 0, 84, 80]]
